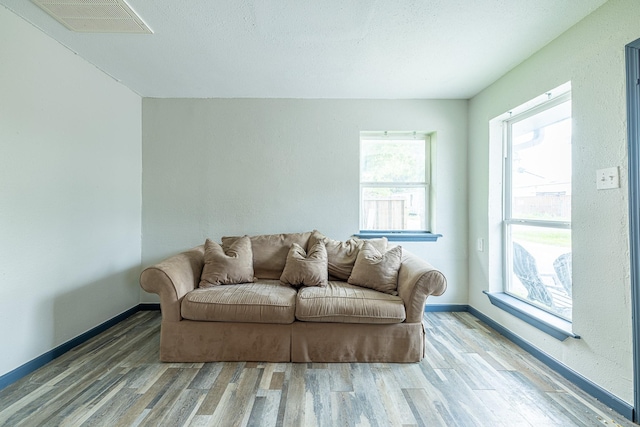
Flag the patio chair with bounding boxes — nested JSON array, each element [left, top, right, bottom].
[[553, 252, 572, 297], [512, 242, 554, 307]]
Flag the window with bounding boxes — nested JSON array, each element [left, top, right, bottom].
[[504, 92, 572, 321], [359, 132, 430, 234]]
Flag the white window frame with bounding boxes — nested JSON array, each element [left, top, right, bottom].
[[503, 91, 572, 320], [359, 131, 431, 233]]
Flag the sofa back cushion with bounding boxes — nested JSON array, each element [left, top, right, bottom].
[[308, 231, 387, 280], [222, 232, 312, 279]]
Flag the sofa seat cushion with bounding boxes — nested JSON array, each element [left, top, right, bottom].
[[295, 281, 406, 324], [181, 280, 297, 324]]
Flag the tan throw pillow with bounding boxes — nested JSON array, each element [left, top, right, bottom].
[[199, 237, 254, 287], [280, 242, 328, 288], [347, 242, 402, 295], [308, 230, 387, 280]]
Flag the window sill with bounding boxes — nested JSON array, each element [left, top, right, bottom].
[[354, 231, 442, 242], [483, 291, 579, 341]]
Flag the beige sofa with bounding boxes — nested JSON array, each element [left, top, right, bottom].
[[140, 231, 446, 363]]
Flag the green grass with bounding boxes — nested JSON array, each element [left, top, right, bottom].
[[513, 229, 571, 248]]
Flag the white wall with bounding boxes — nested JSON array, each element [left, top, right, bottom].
[[468, 0, 638, 404], [141, 98, 468, 305], [0, 7, 142, 378]]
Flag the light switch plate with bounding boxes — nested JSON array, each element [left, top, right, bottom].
[[596, 167, 619, 190]]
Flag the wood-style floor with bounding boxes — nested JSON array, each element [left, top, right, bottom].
[[0, 311, 635, 427]]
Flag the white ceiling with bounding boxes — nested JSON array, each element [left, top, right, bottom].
[[2, 0, 608, 99]]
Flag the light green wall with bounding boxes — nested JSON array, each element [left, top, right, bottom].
[[468, 0, 638, 404], [0, 7, 142, 377], [141, 98, 468, 305]]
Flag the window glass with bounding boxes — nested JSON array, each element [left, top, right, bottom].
[[504, 95, 572, 320], [361, 140, 425, 183], [510, 102, 572, 221], [508, 224, 572, 320], [359, 134, 429, 232], [361, 186, 426, 230]]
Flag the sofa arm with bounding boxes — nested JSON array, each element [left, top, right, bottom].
[[397, 251, 447, 323], [140, 246, 205, 322]]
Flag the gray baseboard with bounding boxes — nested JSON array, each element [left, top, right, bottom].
[[424, 304, 469, 312]]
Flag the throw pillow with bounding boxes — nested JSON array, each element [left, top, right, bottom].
[[280, 242, 329, 288], [347, 242, 402, 295], [308, 230, 387, 280], [199, 236, 254, 287]]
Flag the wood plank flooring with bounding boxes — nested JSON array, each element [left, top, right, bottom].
[[0, 311, 635, 426]]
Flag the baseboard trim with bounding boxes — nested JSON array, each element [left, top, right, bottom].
[[0, 305, 140, 391], [424, 304, 469, 312], [138, 303, 161, 310], [465, 306, 634, 421]]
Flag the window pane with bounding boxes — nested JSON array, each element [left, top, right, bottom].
[[361, 187, 425, 230], [507, 224, 572, 320], [361, 139, 425, 183], [510, 101, 571, 221]]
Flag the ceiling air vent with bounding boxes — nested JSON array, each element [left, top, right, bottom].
[[31, 0, 152, 33]]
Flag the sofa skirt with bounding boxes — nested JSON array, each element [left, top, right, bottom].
[[160, 320, 292, 362], [158, 320, 425, 363], [291, 322, 424, 363]]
